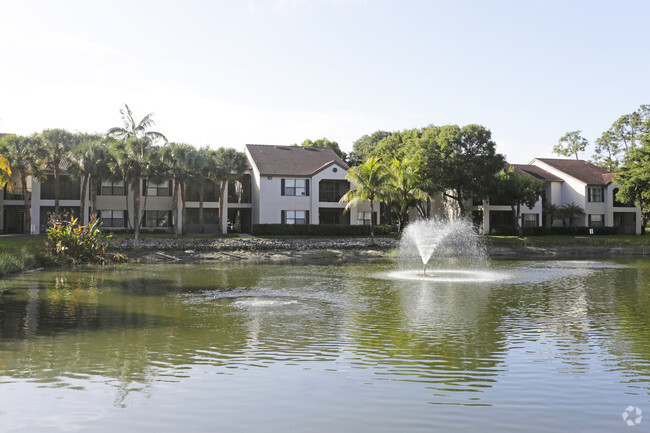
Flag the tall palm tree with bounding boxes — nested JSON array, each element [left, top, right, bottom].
[[211, 148, 248, 234], [194, 147, 214, 234], [40, 128, 77, 215], [0, 134, 37, 233], [107, 104, 167, 144], [69, 133, 111, 225], [387, 157, 429, 232], [160, 142, 196, 236], [339, 156, 390, 242], [112, 137, 156, 240]]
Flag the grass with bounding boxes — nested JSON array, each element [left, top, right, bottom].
[[486, 234, 650, 246], [0, 235, 57, 277]]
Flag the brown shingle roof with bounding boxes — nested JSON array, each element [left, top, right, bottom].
[[534, 158, 615, 185], [507, 163, 562, 182], [245, 144, 349, 176]]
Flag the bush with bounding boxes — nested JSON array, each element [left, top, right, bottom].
[[252, 224, 393, 236], [46, 215, 127, 264]]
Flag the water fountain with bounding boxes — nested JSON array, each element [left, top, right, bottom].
[[394, 218, 499, 282]]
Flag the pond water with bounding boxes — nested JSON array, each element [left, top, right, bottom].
[[0, 258, 649, 432]]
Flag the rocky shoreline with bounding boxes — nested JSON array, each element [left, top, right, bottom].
[[115, 237, 650, 263]]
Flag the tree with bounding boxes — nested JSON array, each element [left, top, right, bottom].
[[386, 157, 429, 232], [558, 203, 585, 228], [0, 155, 11, 192], [212, 148, 248, 234], [350, 130, 391, 166], [542, 202, 561, 227], [593, 105, 650, 170], [107, 104, 167, 144], [160, 142, 196, 236], [553, 130, 588, 160], [615, 134, 650, 232], [298, 138, 345, 160], [69, 133, 110, 225], [420, 124, 504, 217], [492, 167, 545, 237], [339, 156, 390, 242], [111, 137, 156, 240], [40, 128, 77, 215], [0, 134, 38, 233]]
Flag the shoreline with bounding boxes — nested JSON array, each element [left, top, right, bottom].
[[116, 237, 650, 263]]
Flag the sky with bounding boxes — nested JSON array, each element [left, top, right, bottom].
[[1, 0, 649, 163]]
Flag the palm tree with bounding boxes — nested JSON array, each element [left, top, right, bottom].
[[40, 128, 77, 215], [542, 202, 560, 227], [107, 104, 167, 144], [69, 133, 110, 225], [160, 142, 196, 236], [387, 157, 429, 232], [559, 202, 586, 228], [211, 148, 248, 234], [0, 134, 38, 233], [111, 137, 156, 240], [194, 147, 214, 234], [339, 156, 390, 242]]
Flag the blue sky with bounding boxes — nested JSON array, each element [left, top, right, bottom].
[[1, 0, 648, 163]]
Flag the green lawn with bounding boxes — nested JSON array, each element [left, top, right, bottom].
[[486, 234, 650, 246]]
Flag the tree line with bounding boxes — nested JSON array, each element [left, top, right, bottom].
[[0, 104, 248, 239]]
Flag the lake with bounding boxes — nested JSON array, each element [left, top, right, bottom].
[[0, 258, 649, 432]]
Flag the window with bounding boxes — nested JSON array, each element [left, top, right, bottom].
[[101, 179, 125, 196], [319, 180, 349, 202], [146, 180, 171, 196], [589, 214, 604, 227], [522, 213, 538, 228], [358, 212, 375, 226], [284, 210, 307, 224], [282, 179, 308, 196], [587, 186, 604, 203], [101, 210, 125, 228], [144, 210, 170, 227], [40, 175, 80, 200]]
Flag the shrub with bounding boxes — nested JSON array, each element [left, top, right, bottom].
[[46, 215, 127, 264], [252, 224, 393, 236]]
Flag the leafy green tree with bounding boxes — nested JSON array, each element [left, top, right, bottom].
[[386, 157, 429, 232], [212, 148, 248, 234], [40, 128, 78, 215], [0, 155, 11, 192], [558, 202, 585, 228], [107, 104, 167, 144], [350, 130, 391, 166], [492, 167, 545, 236], [0, 134, 39, 233], [420, 124, 504, 217], [553, 130, 588, 160], [372, 128, 421, 162], [615, 134, 650, 232], [298, 138, 345, 160], [339, 156, 390, 242], [593, 105, 650, 170]]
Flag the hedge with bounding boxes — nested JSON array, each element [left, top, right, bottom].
[[491, 225, 618, 236], [252, 224, 393, 236]]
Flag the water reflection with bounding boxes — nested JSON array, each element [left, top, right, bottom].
[[0, 260, 649, 432]]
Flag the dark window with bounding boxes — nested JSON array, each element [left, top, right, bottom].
[[588, 214, 604, 227], [40, 175, 80, 200], [283, 210, 308, 224], [522, 213, 538, 227], [101, 180, 125, 196], [145, 180, 171, 197], [283, 179, 308, 196], [319, 180, 349, 202], [100, 210, 126, 228], [144, 210, 170, 227], [587, 186, 604, 203], [186, 179, 220, 202]]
